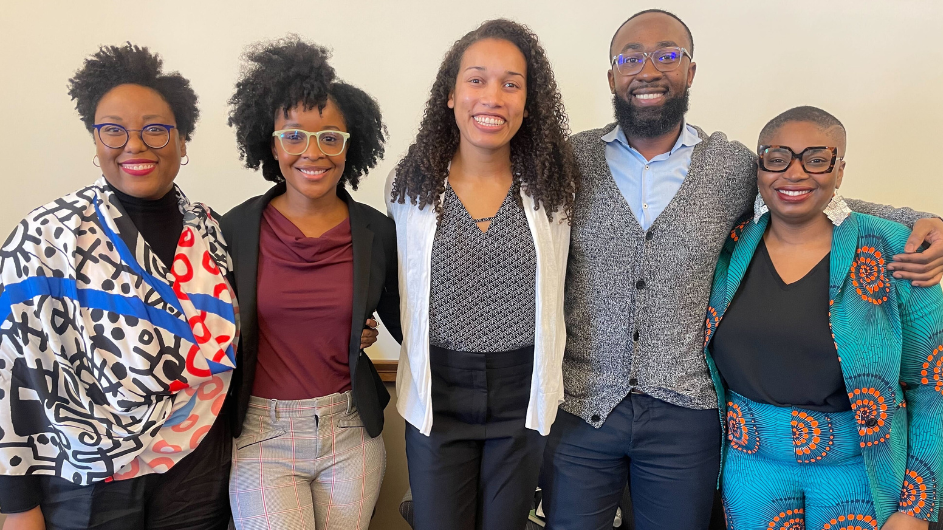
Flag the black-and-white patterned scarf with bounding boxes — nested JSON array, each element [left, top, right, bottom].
[[0, 177, 237, 485]]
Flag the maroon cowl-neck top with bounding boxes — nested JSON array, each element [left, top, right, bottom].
[[251, 204, 354, 400]]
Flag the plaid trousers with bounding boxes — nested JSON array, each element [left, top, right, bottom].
[[229, 392, 386, 530]]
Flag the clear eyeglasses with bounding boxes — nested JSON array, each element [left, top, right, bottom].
[[93, 123, 175, 149], [758, 145, 842, 174], [272, 129, 351, 156], [610, 47, 692, 76]]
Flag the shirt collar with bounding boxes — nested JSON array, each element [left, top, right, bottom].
[[601, 121, 702, 155]]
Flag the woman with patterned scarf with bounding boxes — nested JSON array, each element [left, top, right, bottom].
[[0, 44, 237, 529]]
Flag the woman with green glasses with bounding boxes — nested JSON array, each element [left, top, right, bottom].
[[221, 36, 401, 530]]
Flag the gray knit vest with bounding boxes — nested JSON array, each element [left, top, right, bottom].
[[562, 123, 756, 427]]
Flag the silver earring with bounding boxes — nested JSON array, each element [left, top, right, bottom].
[[181, 155, 189, 166], [92, 155, 100, 168], [824, 190, 851, 226], [753, 193, 768, 224]]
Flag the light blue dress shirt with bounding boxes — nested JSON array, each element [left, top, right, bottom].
[[602, 122, 702, 230]]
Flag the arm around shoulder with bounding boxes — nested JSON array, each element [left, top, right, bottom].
[[845, 198, 936, 229]]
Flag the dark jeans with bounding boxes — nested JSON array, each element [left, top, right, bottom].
[[406, 345, 546, 530], [38, 412, 232, 530], [541, 392, 721, 530]]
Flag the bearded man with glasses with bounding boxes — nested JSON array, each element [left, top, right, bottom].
[[539, 8, 943, 530]]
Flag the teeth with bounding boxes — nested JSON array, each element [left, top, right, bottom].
[[474, 115, 506, 126], [779, 189, 811, 196], [298, 168, 328, 176], [634, 93, 663, 100], [121, 163, 155, 171]]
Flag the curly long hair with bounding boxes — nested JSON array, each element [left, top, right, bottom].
[[68, 43, 199, 141], [391, 19, 578, 220], [228, 35, 387, 189]]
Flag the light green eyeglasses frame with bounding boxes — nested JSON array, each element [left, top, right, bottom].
[[272, 129, 351, 156]]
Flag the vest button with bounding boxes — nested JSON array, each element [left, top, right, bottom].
[[866, 418, 878, 428], [636, 280, 646, 289], [629, 378, 638, 386], [591, 414, 601, 422], [645, 229, 654, 241], [633, 330, 640, 342]]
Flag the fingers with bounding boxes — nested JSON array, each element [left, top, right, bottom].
[[360, 325, 380, 349], [904, 218, 941, 253], [904, 229, 928, 254], [889, 251, 943, 283], [892, 268, 942, 282], [889, 262, 943, 286], [359, 317, 380, 349], [912, 274, 943, 288], [889, 252, 937, 266]]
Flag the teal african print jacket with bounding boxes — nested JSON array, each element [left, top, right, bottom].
[[704, 212, 943, 525]]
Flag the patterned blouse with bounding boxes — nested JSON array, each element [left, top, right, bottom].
[[428, 185, 537, 352]]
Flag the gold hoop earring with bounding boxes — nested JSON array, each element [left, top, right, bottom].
[[181, 155, 189, 166], [92, 155, 100, 168]]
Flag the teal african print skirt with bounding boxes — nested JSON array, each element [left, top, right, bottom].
[[722, 391, 879, 530]]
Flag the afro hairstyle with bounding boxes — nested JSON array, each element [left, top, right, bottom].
[[68, 43, 199, 141], [228, 35, 387, 189]]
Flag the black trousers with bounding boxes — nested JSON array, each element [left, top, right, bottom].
[[37, 411, 232, 530], [406, 345, 546, 530], [540, 392, 721, 530]]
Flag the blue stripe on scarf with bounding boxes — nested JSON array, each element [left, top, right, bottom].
[[93, 198, 184, 314], [92, 195, 236, 326], [188, 293, 235, 324], [0, 276, 192, 338], [164, 393, 198, 427]]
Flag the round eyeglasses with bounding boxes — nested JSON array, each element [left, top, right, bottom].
[[611, 47, 692, 76], [272, 129, 351, 157], [93, 123, 175, 149], [758, 145, 842, 174]]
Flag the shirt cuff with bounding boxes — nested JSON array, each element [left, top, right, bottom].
[[0, 474, 42, 514]]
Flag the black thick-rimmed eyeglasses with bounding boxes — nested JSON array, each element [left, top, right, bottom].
[[758, 145, 842, 174], [610, 47, 692, 76], [93, 123, 176, 149]]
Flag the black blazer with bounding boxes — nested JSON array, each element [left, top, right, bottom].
[[220, 183, 402, 438]]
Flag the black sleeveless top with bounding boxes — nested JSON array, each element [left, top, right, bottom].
[[710, 240, 852, 412]]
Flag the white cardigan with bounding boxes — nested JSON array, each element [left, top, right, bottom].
[[385, 170, 570, 436]]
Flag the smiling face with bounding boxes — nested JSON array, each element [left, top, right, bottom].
[[757, 121, 846, 225], [272, 99, 348, 203], [608, 13, 696, 138], [448, 38, 527, 157], [94, 84, 185, 199]]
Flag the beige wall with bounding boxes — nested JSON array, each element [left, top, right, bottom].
[[0, 0, 940, 351]]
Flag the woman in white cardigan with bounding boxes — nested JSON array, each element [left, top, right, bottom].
[[385, 18, 579, 530]]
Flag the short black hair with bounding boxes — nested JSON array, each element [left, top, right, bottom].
[[758, 106, 846, 150], [228, 35, 387, 189], [68, 43, 199, 141], [609, 9, 694, 58]]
